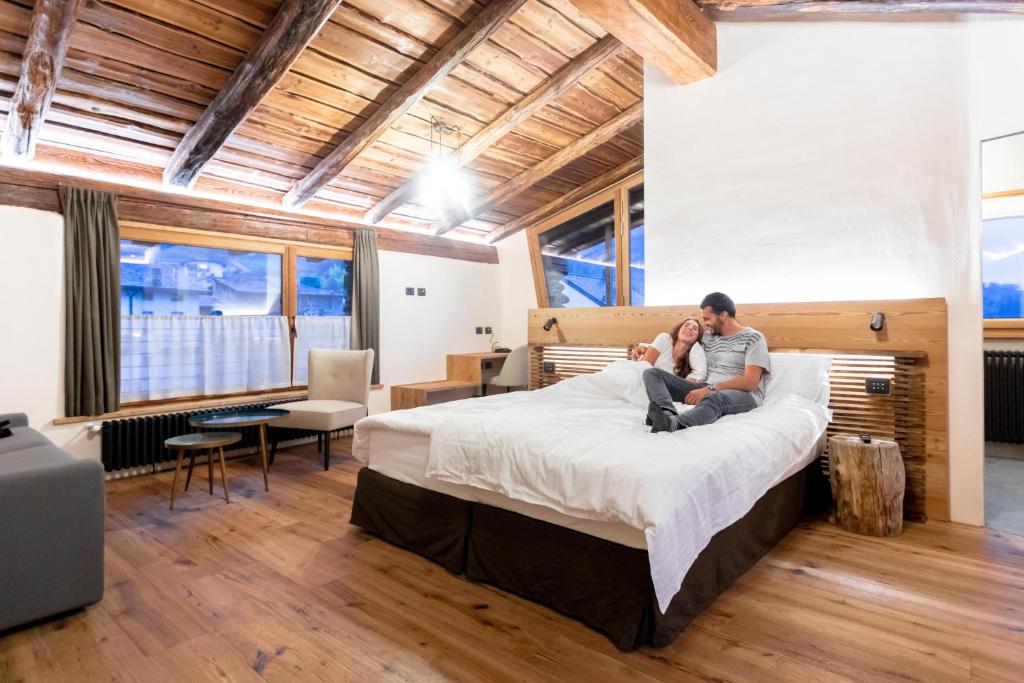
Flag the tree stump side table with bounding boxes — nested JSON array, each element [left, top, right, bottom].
[[828, 435, 906, 537]]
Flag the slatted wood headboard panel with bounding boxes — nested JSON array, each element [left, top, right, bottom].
[[527, 299, 949, 522]]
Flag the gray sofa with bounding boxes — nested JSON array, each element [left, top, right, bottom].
[[0, 413, 105, 632]]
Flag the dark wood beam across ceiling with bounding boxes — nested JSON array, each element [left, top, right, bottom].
[[486, 154, 643, 244], [163, 0, 341, 189], [567, 0, 716, 86], [435, 101, 643, 235], [697, 0, 1024, 18], [363, 33, 624, 226], [283, 0, 528, 210], [1, 0, 82, 159]]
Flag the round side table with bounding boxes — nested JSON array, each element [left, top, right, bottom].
[[164, 432, 241, 509], [188, 408, 289, 492]]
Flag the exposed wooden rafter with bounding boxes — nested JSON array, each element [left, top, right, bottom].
[[567, 0, 716, 86], [486, 154, 643, 244], [698, 0, 1024, 19], [283, 0, 528, 209], [363, 34, 624, 226], [1, 0, 82, 159], [163, 0, 341, 189], [435, 102, 643, 235]]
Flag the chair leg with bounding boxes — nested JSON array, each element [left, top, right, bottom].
[[317, 432, 323, 453], [207, 448, 214, 494], [323, 431, 331, 471], [269, 436, 278, 466]]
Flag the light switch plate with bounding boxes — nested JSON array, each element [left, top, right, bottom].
[[865, 378, 892, 395]]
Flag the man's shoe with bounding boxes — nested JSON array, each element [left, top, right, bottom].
[[647, 401, 679, 433]]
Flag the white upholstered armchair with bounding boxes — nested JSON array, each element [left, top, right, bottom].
[[270, 348, 374, 470]]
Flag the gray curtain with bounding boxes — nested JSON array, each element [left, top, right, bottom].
[[351, 229, 380, 385], [60, 185, 120, 417]]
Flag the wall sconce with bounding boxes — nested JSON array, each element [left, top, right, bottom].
[[870, 312, 885, 332], [543, 317, 558, 332]]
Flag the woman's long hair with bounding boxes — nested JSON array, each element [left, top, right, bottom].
[[670, 317, 703, 379]]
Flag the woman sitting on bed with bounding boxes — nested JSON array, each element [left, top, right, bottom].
[[629, 317, 707, 382]]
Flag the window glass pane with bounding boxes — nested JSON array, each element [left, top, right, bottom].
[[628, 185, 644, 306], [538, 200, 616, 308], [296, 256, 352, 316], [983, 216, 1024, 318], [120, 240, 281, 315]]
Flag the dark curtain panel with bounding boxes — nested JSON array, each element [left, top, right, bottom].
[[60, 185, 120, 417], [351, 229, 380, 384]]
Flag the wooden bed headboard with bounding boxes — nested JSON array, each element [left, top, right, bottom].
[[526, 299, 949, 522]]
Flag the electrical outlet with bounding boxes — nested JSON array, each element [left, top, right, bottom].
[[484, 361, 492, 370], [485, 326, 492, 334], [417, 288, 426, 296], [475, 327, 483, 334], [865, 378, 892, 395], [405, 287, 414, 296], [543, 361, 556, 373]]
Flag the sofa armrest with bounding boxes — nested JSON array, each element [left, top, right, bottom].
[[0, 457, 105, 631], [0, 412, 29, 428]]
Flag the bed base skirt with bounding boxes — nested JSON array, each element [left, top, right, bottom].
[[350, 463, 826, 650]]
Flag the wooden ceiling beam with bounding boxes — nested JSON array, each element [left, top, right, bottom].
[[697, 0, 1024, 19], [1, 0, 82, 159], [434, 101, 643, 235], [485, 154, 643, 244], [363, 34, 624, 226], [163, 0, 341, 189], [567, 0, 715, 86], [283, 0, 527, 209]]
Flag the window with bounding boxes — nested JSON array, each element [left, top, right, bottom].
[[119, 225, 352, 403], [528, 175, 643, 307], [983, 216, 1024, 319], [293, 254, 353, 385]]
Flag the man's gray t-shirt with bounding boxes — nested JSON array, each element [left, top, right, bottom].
[[702, 327, 771, 404]]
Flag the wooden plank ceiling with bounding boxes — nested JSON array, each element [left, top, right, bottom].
[[0, 0, 644, 244]]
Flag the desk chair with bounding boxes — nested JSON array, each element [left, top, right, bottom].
[[269, 348, 374, 470], [488, 344, 528, 393]]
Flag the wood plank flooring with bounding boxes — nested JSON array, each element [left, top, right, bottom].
[[2, 437, 1023, 682]]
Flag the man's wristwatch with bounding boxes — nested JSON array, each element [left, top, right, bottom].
[[707, 383, 717, 392]]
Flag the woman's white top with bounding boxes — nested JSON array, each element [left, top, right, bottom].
[[649, 332, 707, 381]]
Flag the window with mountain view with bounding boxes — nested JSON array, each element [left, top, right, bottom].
[[982, 216, 1024, 318]]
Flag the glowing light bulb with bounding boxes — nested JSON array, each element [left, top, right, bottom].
[[419, 155, 473, 217]]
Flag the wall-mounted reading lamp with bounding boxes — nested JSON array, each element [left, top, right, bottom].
[[870, 312, 886, 332], [543, 317, 558, 332]]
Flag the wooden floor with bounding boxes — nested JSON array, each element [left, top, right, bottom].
[[2, 437, 1023, 682]]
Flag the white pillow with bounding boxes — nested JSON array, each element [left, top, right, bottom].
[[763, 353, 831, 406]]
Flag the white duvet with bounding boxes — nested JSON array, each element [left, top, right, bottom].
[[353, 360, 830, 613]]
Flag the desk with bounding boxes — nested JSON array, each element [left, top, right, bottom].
[[446, 352, 509, 396]]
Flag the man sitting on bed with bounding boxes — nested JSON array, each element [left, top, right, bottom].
[[644, 292, 770, 433]]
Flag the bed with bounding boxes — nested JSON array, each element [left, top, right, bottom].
[[350, 354, 833, 650]]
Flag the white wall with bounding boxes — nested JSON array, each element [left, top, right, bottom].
[[0, 204, 502, 456], [495, 230, 537, 349], [645, 21, 993, 524], [0, 206, 100, 459], [982, 132, 1024, 195], [372, 249, 501, 412]]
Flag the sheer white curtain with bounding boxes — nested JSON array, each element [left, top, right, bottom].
[[121, 315, 291, 402], [293, 315, 351, 385]]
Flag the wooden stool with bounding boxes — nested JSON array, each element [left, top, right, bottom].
[[164, 432, 241, 509], [828, 435, 905, 537]]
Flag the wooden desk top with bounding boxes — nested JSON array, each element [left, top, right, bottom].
[[394, 379, 479, 391], [447, 351, 509, 360]]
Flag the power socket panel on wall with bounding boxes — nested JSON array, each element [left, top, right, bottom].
[[865, 378, 892, 395]]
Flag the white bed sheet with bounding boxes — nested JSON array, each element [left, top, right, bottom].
[[355, 358, 831, 613], [367, 429, 648, 549]]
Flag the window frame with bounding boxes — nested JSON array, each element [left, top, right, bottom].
[[527, 172, 643, 308], [119, 222, 353, 406], [979, 210, 1024, 337]]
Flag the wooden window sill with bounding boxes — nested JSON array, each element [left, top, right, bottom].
[[54, 384, 386, 425], [984, 319, 1024, 339]]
